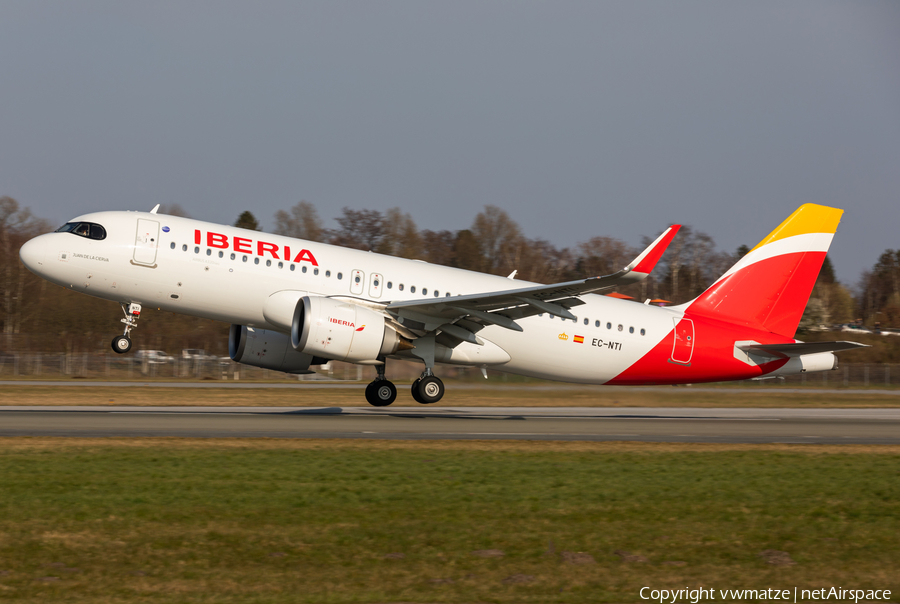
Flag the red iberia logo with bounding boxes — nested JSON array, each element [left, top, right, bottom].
[[355, 325, 366, 332], [329, 318, 356, 328], [573, 335, 584, 344]]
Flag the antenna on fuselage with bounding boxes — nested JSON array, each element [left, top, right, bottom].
[[149, 204, 160, 214]]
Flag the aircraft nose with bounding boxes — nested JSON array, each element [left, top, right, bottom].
[[19, 236, 47, 273]]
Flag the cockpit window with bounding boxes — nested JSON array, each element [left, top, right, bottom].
[[56, 222, 107, 241]]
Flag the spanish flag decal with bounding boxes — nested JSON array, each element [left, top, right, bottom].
[[573, 335, 584, 344]]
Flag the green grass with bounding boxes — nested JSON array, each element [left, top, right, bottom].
[[0, 440, 898, 603]]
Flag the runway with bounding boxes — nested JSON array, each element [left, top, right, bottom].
[[1, 406, 898, 444]]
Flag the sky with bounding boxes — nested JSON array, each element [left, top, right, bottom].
[[1, 1, 898, 285]]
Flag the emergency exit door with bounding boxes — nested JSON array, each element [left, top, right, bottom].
[[670, 317, 694, 365], [133, 219, 160, 266]]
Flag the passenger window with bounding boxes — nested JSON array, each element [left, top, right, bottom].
[[194, 247, 200, 254], [266, 259, 272, 267], [170, 242, 175, 249], [278, 261, 283, 269], [254, 258, 260, 265], [422, 288, 427, 295], [387, 282, 392, 289], [218, 251, 224, 258], [410, 286, 416, 293], [337, 272, 343, 280], [242, 255, 248, 262], [354, 275, 361, 283], [314, 268, 319, 275], [446, 292, 451, 297], [399, 284, 404, 291], [206, 249, 212, 256], [607, 322, 612, 329], [583, 318, 588, 325], [182, 244, 188, 251], [640, 328, 646, 336], [325, 270, 331, 277], [434, 290, 440, 297], [595, 320, 600, 327], [302, 266, 307, 273], [230, 253, 236, 260], [290, 264, 295, 271], [629, 326, 634, 334], [618, 324, 623, 331], [374, 279, 380, 287]]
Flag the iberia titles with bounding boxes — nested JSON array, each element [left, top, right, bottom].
[[194, 230, 318, 265]]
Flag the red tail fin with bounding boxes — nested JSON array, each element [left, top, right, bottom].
[[686, 204, 843, 338]]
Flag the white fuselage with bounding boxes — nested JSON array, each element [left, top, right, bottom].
[[22, 210, 681, 383]]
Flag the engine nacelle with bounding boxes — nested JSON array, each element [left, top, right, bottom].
[[229, 324, 325, 374], [291, 296, 405, 363]]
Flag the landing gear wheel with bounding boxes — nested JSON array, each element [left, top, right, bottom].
[[415, 375, 445, 405], [410, 378, 424, 404], [111, 335, 132, 354], [365, 380, 397, 407]]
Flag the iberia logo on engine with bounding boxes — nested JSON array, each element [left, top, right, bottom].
[[329, 317, 355, 327]]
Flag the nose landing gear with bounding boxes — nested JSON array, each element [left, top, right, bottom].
[[111, 303, 142, 354]]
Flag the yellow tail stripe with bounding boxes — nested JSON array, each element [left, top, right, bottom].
[[749, 204, 843, 253]]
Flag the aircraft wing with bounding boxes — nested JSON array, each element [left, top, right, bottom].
[[737, 341, 868, 359], [385, 225, 680, 343]]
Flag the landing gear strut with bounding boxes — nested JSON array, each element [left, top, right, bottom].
[[365, 359, 397, 407], [111, 303, 141, 354]]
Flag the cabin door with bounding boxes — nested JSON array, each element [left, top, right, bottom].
[[670, 317, 694, 365], [133, 219, 160, 266]]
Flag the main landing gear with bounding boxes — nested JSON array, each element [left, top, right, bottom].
[[111, 303, 142, 354], [364, 361, 445, 407], [365, 360, 398, 407], [411, 369, 445, 405]]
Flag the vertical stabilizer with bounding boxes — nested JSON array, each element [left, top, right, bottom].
[[686, 204, 842, 338]]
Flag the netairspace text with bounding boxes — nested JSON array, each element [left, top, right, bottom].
[[640, 587, 892, 603]]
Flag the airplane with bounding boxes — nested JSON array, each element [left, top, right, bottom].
[[18, 203, 865, 406]]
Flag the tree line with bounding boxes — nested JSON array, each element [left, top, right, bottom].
[[0, 196, 896, 356]]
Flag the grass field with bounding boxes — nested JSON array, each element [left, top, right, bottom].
[[0, 438, 897, 603], [2, 384, 900, 408]]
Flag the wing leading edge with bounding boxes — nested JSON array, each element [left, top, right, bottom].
[[385, 225, 681, 342]]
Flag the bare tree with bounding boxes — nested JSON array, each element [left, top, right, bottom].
[[327, 208, 384, 251], [471, 206, 523, 275], [0, 197, 51, 335], [378, 208, 422, 258], [274, 201, 324, 242]]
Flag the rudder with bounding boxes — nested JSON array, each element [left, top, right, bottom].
[[685, 204, 842, 338]]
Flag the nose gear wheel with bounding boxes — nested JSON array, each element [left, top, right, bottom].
[[111, 335, 132, 354]]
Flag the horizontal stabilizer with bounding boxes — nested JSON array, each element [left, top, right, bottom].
[[738, 341, 867, 359]]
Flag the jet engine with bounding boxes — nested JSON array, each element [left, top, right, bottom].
[[291, 296, 412, 363], [229, 324, 326, 374]]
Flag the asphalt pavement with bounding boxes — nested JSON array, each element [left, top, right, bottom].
[[1, 406, 897, 444]]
